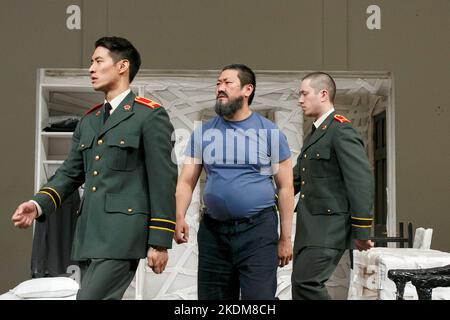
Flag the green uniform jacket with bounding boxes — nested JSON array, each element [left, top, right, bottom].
[[33, 91, 177, 260], [293, 112, 374, 251]]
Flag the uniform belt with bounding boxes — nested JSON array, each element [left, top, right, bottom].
[[203, 206, 276, 226]]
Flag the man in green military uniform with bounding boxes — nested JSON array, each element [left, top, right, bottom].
[[12, 36, 177, 299], [291, 72, 374, 300]]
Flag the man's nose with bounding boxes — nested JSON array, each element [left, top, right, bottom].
[[216, 83, 227, 92]]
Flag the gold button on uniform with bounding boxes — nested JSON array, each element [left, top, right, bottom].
[[327, 209, 331, 213], [302, 168, 306, 172], [301, 194, 305, 199], [98, 139, 103, 145], [95, 155, 100, 160], [91, 186, 97, 192], [93, 171, 98, 176], [127, 208, 133, 213], [316, 153, 320, 158], [81, 144, 85, 148], [120, 140, 125, 145], [301, 181, 305, 186], [303, 154, 307, 158]]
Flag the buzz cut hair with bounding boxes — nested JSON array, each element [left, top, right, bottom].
[[302, 72, 336, 103], [221, 64, 256, 105]]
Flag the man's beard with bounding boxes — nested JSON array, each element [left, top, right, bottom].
[[214, 96, 244, 117]]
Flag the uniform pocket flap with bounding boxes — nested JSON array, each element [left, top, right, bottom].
[[106, 133, 140, 148], [105, 193, 149, 215], [310, 196, 348, 215], [78, 135, 94, 150]]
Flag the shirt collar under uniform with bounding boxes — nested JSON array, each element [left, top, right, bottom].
[[313, 107, 335, 129], [104, 88, 131, 114]]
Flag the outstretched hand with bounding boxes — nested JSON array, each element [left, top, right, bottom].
[[11, 201, 38, 229]]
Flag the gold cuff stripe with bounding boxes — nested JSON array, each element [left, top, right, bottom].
[[37, 191, 57, 210], [351, 216, 373, 221], [39, 187, 61, 208], [151, 218, 176, 225], [150, 220, 176, 232], [42, 187, 61, 206], [149, 226, 175, 233], [351, 224, 372, 228], [351, 217, 372, 227]]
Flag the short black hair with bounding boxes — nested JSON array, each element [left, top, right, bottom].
[[95, 36, 141, 83], [302, 72, 336, 103], [221, 64, 256, 105]]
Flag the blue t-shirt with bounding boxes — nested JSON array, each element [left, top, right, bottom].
[[185, 112, 291, 221]]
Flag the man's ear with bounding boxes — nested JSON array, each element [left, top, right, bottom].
[[244, 84, 254, 99], [320, 89, 329, 102], [118, 59, 130, 75]]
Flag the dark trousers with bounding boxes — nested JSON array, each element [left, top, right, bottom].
[[76, 258, 139, 300], [291, 246, 344, 300], [197, 207, 279, 300]]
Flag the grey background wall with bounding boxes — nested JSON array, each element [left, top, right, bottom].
[[0, 0, 449, 293]]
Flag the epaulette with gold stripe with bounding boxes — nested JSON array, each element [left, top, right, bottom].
[[135, 96, 161, 109], [36, 187, 62, 210], [351, 216, 373, 228], [334, 114, 350, 123], [85, 103, 103, 115], [149, 218, 176, 233]]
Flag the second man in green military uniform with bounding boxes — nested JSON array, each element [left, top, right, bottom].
[[292, 72, 374, 300]]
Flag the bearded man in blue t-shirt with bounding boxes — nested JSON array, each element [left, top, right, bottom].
[[175, 64, 294, 300]]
